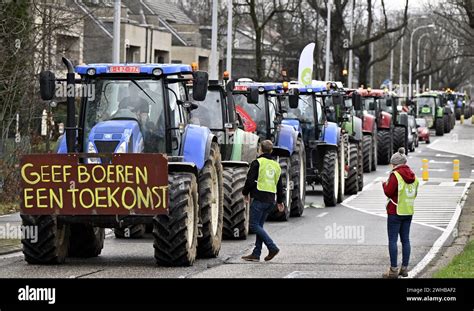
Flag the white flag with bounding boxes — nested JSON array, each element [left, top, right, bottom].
[[298, 43, 315, 86]]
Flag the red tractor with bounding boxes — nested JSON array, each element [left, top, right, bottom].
[[349, 88, 393, 167]]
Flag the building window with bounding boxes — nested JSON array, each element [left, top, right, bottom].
[[126, 46, 141, 63]]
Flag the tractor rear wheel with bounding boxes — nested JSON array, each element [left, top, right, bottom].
[[444, 114, 451, 133], [322, 150, 338, 207], [197, 142, 224, 258], [377, 130, 392, 165], [371, 134, 377, 171], [268, 158, 291, 221], [69, 225, 104, 258], [435, 118, 444, 136], [393, 127, 406, 152], [290, 138, 306, 217], [362, 135, 372, 173], [154, 172, 199, 266], [357, 143, 364, 191], [345, 143, 358, 195], [21, 215, 69, 264], [223, 166, 249, 240]]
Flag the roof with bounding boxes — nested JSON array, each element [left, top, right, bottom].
[[354, 89, 387, 97], [76, 63, 193, 76], [289, 83, 327, 93], [135, 0, 194, 25]]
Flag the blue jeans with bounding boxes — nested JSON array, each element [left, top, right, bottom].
[[387, 214, 412, 267], [250, 200, 279, 258]]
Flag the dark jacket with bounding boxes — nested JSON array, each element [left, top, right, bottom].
[[242, 153, 284, 204], [382, 165, 416, 215]]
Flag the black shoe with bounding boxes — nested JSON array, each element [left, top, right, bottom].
[[242, 254, 260, 262], [264, 249, 279, 261]]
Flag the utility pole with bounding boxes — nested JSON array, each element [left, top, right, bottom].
[[210, 0, 219, 80], [325, 0, 332, 81], [113, 0, 121, 63], [399, 37, 404, 94], [389, 46, 394, 91], [226, 0, 233, 79], [369, 42, 374, 87], [347, 0, 355, 88]]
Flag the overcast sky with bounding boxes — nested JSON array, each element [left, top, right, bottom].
[[382, 0, 436, 11]]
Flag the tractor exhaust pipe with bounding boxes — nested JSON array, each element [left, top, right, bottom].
[[62, 57, 76, 153]]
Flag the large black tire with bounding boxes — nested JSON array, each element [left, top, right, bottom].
[[322, 150, 339, 207], [377, 130, 392, 165], [69, 225, 105, 258], [362, 135, 372, 173], [337, 138, 345, 203], [114, 224, 146, 239], [371, 134, 377, 171], [357, 143, 364, 191], [197, 142, 224, 258], [345, 143, 358, 195], [435, 118, 444, 136], [222, 166, 249, 240], [290, 138, 306, 217], [444, 114, 451, 133], [21, 215, 69, 264], [393, 127, 406, 153], [154, 172, 199, 266], [268, 157, 291, 221]]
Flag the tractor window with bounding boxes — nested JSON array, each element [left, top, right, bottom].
[[192, 89, 224, 130], [233, 93, 267, 136], [362, 97, 376, 111], [83, 78, 166, 153], [415, 97, 436, 115], [287, 95, 315, 124]]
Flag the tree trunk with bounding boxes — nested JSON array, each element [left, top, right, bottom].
[[255, 29, 263, 81], [357, 46, 371, 87]]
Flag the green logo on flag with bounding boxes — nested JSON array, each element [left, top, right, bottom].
[[301, 68, 312, 86]]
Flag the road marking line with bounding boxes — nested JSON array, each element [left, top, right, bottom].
[[419, 168, 446, 172], [428, 160, 452, 164], [409, 182, 471, 278], [317, 212, 329, 218], [436, 154, 457, 158]]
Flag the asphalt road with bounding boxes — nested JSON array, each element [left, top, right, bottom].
[[0, 119, 472, 278]]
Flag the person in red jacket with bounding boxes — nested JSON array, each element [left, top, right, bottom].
[[382, 147, 418, 278]]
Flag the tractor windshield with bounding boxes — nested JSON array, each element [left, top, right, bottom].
[[83, 78, 166, 153], [192, 89, 224, 130], [361, 97, 377, 112], [233, 93, 268, 136], [415, 97, 436, 116]]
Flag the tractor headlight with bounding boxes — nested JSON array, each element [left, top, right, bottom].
[[153, 68, 163, 76], [115, 141, 128, 153], [87, 142, 100, 164], [87, 68, 96, 76]]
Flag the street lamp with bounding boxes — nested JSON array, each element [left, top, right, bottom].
[[409, 24, 435, 98], [325, 0, 332, 81], [113, 0, 121, 63], [415, 33, 430, 94]]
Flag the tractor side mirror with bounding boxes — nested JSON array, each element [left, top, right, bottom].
[[39, 71, 56, 101], [192, 71, 209, 101], [247, 87, 259, 104], [289, 89, 299, 109], [352, 92, 362, 111], [225, 80, 235, 93]]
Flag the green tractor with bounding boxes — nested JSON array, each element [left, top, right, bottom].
[[191, 79, 259, 240], [414, 91, 452, 136]]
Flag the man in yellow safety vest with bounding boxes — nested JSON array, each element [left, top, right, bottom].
[[241, 140, 284, 262]]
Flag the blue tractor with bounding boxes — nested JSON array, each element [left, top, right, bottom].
[[285, 83, 346, 207], [29, 58, 224, 266], [232, 81, 306, 220]]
